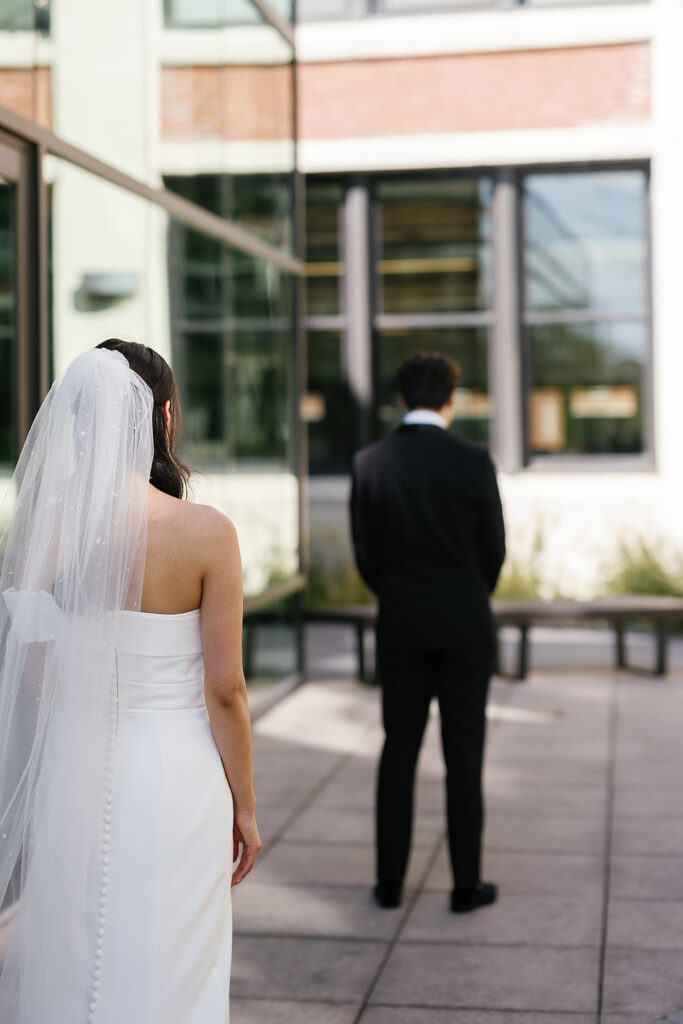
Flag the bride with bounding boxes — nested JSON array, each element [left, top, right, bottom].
[[0, 339, 261, 1023]]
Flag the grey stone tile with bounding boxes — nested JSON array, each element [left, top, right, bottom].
[[613, 786, 683, 819], [485, 759, 607, 788], [232, 1000, 358, 1024], [612, 819, 683, 857], [232, 935, 387, 1002], [402, 892, 602, 947], [486, 814, 605, 854], [485, 786, 607, 818], [607, 899, 683, 951], [284, 805, 444, 847], [611, 856, 683, 901], [424, 847, 603, 895], [361, 1012, 596, 1024], [371, 943, 600, 1011], [233, 882, 403, 940], [601, 948, 683, 1013], [318, 775, 444, 813], [254, 803, 298, 846], [614, 760, 683, 789], [254, 840, 432, 890]]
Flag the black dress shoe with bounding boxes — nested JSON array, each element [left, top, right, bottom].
[[374, 883, 402, 909], [451, 881, 498, 914]]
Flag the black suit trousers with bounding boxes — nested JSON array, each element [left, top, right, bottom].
[[376, 641, 492, 892]]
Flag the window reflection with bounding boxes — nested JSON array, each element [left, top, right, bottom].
[[528, 321, 646, 456], [524, 171, 647, 313], [0, 0, 49, 32], [305, 332, 354, 470], [377, 177, 493, 315], [378, 328, 491, 445], [164, 0, 293, 28], [305, 180, 345, 317]]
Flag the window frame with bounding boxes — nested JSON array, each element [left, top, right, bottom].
[[304, 160, 654, 477], [517, 160, 654, 472]]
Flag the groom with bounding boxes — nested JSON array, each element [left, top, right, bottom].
[[350, 350, 506, 913]]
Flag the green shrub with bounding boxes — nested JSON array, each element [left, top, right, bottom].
[[603, 538, 683, 597]]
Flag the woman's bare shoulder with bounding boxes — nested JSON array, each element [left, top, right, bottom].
[[183, 502, 239, 556]]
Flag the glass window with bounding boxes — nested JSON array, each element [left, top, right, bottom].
[[297, 0, 351, 18], [0, 0, 50, 31], [305, 180, 345, 317], [164, 0, 293, 29], [305, 332, 354, 470], [166, 173, 293, 255], [522, 167, 650, 460], [377, 177, 494, 315], [47, 156, 300, 601], [377, 327, 491, 446], [524, 170, 647, 313], [528, 321, 646, 457]]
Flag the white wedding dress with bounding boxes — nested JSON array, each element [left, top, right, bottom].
[[5, 600, 234, 1024]]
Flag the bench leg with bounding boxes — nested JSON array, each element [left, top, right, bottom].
[[517, 625, 529, 681], [615, 622, 626, 670], [656, 621, 668, 676]]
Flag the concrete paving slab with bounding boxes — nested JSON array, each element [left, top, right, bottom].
[[231, 935, 388, 1002], [370, 942, 600, 1011], [612, 819, 683, 857], [361, 1011, 596, 1024], [611, 856, 683, 901], [233, 882, 404, 940], [232, 999, 358, 1024], [607, 899, 683, 950], [402, 891, 602, 947], [424, 848, 603, 895], [316, 775, 444, 813], [253, 839, 432, 890], [613, 786, 683, 819], [485, 785, 607, 818], [486, 813, 605, 854], [283, 805, 445, 846], [601, 948, 683, 1014]]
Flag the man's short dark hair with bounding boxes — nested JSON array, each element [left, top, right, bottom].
[[397, 350, 462, 411]]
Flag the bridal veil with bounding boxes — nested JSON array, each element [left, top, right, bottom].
[[0, 347, 154, 1022]]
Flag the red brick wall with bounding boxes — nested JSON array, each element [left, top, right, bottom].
[[0, 69, 51, 129], [162, 65, 294, 139], [297, 43, 650, 139]]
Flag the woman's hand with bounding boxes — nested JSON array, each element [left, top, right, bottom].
[[232, 810, 262, 886]]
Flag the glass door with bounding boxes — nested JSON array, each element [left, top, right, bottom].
[[0, 176, 17, 471]]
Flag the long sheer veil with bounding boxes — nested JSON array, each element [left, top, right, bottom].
[[0, 347, 154, 1022]]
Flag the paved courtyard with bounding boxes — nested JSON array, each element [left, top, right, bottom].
[[232, 648, 683, 1024]]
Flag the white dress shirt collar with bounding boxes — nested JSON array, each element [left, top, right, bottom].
[[402, 408, 447, 429]]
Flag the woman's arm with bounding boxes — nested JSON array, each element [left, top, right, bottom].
[[199, 509, 261, 886]]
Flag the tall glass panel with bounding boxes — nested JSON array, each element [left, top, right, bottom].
[[306, 180, 345, 316], [524, 171, 647, 313], [377, 177, 493, 315], [161, 4, 296, 255], [528, 321, 646, 456], [377, 327, 491, 445], [46, 156, 300, 606], [523, 168, 650, 459], [305, 332, 354, 469]]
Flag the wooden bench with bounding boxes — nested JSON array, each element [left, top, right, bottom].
[[304, 597, 683, 681]]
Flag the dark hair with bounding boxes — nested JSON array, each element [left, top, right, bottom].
[[396, 350, 462, 411], [96, 339, 190, 499]]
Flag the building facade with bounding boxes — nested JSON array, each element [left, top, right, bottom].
[[297, 0, 683, 599], [0, 0, 304, 704]]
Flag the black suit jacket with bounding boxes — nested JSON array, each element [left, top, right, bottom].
[[350, 424, 506, 651]]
